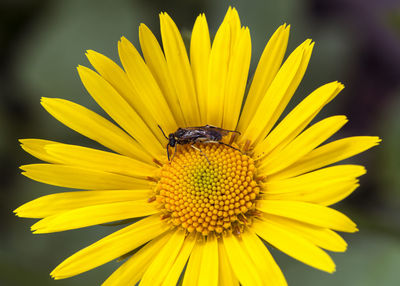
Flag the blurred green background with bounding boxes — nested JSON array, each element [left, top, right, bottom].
[[1, 0, 399, 285]]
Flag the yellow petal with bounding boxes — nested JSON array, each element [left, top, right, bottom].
[[220, 7, 242, 56], [182, 239, 203, 286], [264, 181, 360, 207], [238, 24, 290, 130], [262, 214, 348, 252], [258, 115, 348, 175], [252, 218, 336, 273], [139, 24, 186, 127], [316, 184, 360, 206], [160, 12, 200, 125], [41, 97, 152, 163], [118, 37, 177, 137], [241, 229, 287, 286], [31, 200, 159, 233], [14, 189, 153, 218], [86, 49, 169, 143], [254, 81, 344, 160], [222, 234, 264, 286], [270, 136, 381, 180], [264, 164, 365, 189], [45, 143, 157, 178], [140, 229, 186, 286], [206, 18, 230, 127], [222, 27, 251, 130], [190, 13, 211, 124], [240, 40, 314, 145], [264, 164, 365, 190], [50, 215, 169, 279], [198, 235, 219, 286], [21, 164, 153, 190], [77, 66, 164, 158], [162, 234, 196, 286], [19, 139, 62, 163], [257, 200, 358, 232], [103, 231, 172, 286], [218, 238, 239, 286], [263, 165, 365, 206]]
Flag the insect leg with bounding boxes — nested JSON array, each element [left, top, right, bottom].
[[203, 141, 242, 153], [166, 143, 170, 161], [170, 144, 177, 162], [190, 144, 211, 165]]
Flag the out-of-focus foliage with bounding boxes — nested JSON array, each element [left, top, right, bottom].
[[1, 0, 399, 285]]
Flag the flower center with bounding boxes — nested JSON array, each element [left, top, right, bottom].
[[156, 143, 260, 236]]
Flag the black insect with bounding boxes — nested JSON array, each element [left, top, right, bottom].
[[158, 125, 241, 162]]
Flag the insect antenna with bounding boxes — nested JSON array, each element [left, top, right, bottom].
[[157, 125, 168, 139]]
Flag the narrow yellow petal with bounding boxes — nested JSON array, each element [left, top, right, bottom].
[[160, 12, 200, 125], [19, 139, 62, 163], [253, 218, 336, 273], [264, 165, 366, 192], [206, 19, 230, 127], [14, 190, 153, 218], [21, 164, 153, 190], [190, 13, 211, 124], [50, 215, 168, 279], [140, 230, 186, 286], [77, 66, 163, 158], [264, 180, 360, 207], [221, 7, 241, 55], [222, 234, 264, 286], [240, 40, 314, 145], [241, 229, 287, 286], [198, 235, 219, 286], [262, 214, 348, 252], [257, 200, 358, 232], [238, 24, 290, 130], [41, 97, 152, 163], [162, 234, 196, 286], [218, 238, 239, 286], [31, 201, 159, 233], [45, 143, 157, 178], [270, 136, 381, 180], [139, 24, 186, 127], [222, 27, 251, 130], [263, 165, 365, 206], [258, 115, 348, 175], [182, 240, 203, 286], [254, 81, 344, 160], [86, 49, 170, 143], [316, 184, 360, 206], [103, 231, 172, 286], [118, 37, 177, 136]]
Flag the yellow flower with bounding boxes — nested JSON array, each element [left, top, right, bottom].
[[16, 7, 380, 286]]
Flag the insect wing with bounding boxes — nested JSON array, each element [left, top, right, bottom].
[[176, 128, 209, 141]]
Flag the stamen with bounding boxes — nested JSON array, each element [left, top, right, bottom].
[[146, 176, 158, 182], [243, 139, 252, 152], [229, 132, 238, 145], [153, 158, 163, 167]]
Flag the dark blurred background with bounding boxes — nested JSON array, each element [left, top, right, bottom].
[[1, 0, 399, 285]]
